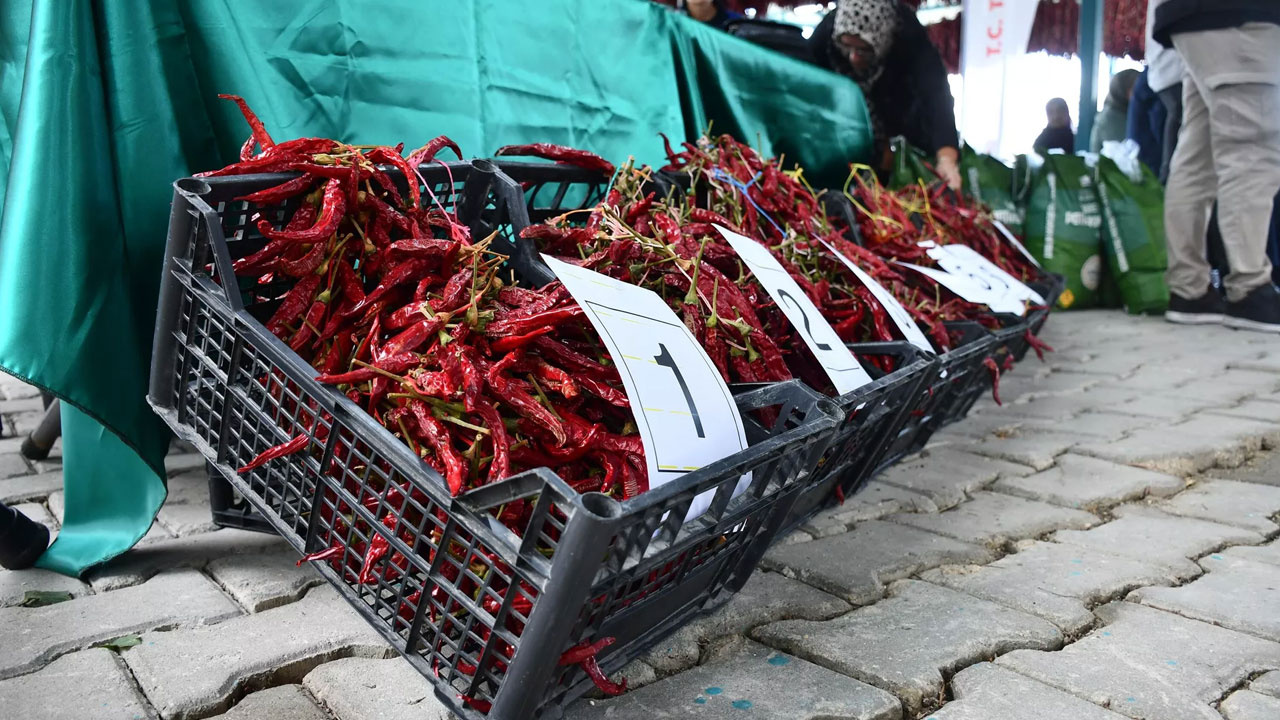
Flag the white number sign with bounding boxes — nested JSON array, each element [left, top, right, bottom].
[[542, 255, 750, 519], [715, 226, 873, 395], [819, 239, 935, 354]]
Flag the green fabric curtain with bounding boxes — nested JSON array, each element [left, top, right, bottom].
[[0, 0, 869, 576]]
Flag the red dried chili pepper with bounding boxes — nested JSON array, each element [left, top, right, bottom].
[[495, 143, 616, 175], [237, 433, 309, 473], [367, 146, 421, 209], [218, 94, 275, 151], [266, 274, 322, 336], [256, 178, 346, 244], [983, 357, 1002, 405], [1024, 330, 1054, 362], [235, 173, 315, 206], [411, 402, 468, 495], [407, 135, 462, 169]]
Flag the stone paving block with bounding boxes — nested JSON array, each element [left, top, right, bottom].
[[762, 520, 995, 605], [0, 567, 92, 608], [210, 685, 327, 720], [926, 414, 1024, 441], [959, 429, 1089, 470], [980, 390, 1140, 422], [799, 481, 938, 538], [570, 639, 899, 720], [0, 452, 30, 479], [874, 447, 1034, 510], [206, 546, 323, 613], [993, 453, 1184, 509], [1, 380, 42, 400], [0, 648, 154, 719], [1223, 539, 1280, 567], [1130, 555, 1280, 642], [87, 528, 287, 592], [641, 571, 850, 673], [1208, 400, 1280, 423], [6, 410, 50, 436], [920, 541, 1193, 635], [1052, 505, 1263, 567], [1219, 690, 1280, 720], [1252, 671, 1280, 697], [997, 601, 1280, 720], [995, 371, 1103, 404], [754, 580, 1061, 715], [1074, 416, 1280, 476], [124, 587, 393, 719], [1015, 410, 1158, 439], [1087, 395, 1234, 421], [1230, 357, 1280, 374], [12, 501, 56, 533], [1154, 479, 1280, 534], [0, 568, 240, 680], [164, 452, 209, 478], [304, 657, 451, 720], [887, 491, 1097, 547], [0, 471, 61, 504], [925, 662, 1126, 720], [155, 472, 221, 537]]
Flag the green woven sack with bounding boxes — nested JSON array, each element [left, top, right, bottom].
[[1023, 154, 1104, 310], [961, 145, 1023, 236], [1095, 156, 1170, 314]]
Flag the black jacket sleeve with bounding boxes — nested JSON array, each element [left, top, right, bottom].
[[880, 7, 959, 155]]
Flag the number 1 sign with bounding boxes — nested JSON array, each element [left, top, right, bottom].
[[542, 256, 750, 518]]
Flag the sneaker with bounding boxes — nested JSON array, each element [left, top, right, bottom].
[[1224, 284, 1280, 333], [1165, 286, 1226, 325]]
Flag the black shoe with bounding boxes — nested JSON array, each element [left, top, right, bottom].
[[0, 503, 50, 570], [1224, 284, 1280, 333], [1165, 286, 1225, 325]]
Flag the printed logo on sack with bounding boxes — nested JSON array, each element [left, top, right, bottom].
[[1064, 211, 1102, 229], [1058, 288, 1075, 308], [1081, 254, 1102, 291]]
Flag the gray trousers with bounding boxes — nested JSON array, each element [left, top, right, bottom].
[[1165, 23, 1280, 302]]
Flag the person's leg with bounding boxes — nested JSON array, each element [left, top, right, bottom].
[[1187, 26, 1280, 302], [1157, 84, 1183, 185], [1162, 71, 1216, 302]]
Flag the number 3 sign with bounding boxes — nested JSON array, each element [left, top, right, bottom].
[[542, 256, 750, 518]]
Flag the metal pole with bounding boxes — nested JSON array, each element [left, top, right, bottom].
[[1076, 0, 1104, 152]]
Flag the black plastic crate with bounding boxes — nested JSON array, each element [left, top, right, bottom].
[[781, 342, 937, 532], [148, 165, 840, 720], [931, 321, 1001, 429], [207, 464, 276, 534]]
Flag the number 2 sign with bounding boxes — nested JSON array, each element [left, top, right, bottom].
[[542, 256, 750, 518], [715, 226, 874, 395]]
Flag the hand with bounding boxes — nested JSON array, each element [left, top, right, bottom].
[[935, 148, 961, 191]]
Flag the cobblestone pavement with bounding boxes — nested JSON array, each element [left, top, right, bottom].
[[2, 310, 1279, 720]]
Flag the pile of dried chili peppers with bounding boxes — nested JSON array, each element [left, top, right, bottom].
[[213, 97, 646, 502]]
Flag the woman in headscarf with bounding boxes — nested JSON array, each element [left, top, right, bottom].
[[810, 0, 960, 189], [1089, 68, 1140, 153]]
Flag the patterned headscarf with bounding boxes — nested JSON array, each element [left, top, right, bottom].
[[833, 0, 901, 84]]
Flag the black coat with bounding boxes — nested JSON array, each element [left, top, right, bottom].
[[1153, 0, 1280, 47], [810, 4, 958, 157]]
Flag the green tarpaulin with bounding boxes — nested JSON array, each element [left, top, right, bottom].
[[0, 0, 870, 575]]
